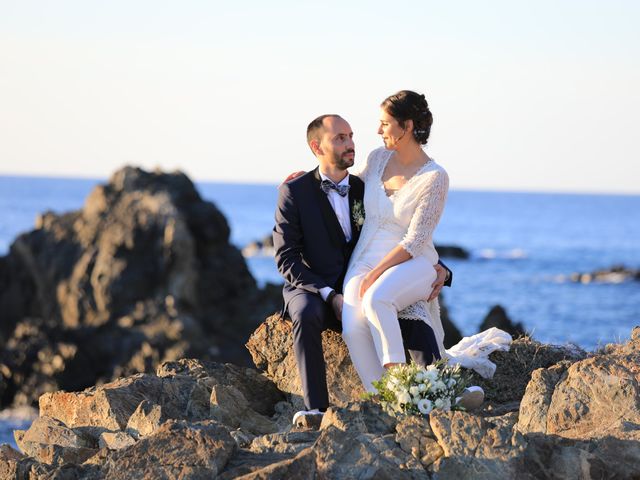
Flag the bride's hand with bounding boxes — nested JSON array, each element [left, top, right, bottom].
[[281, 171, 305, 185], [428, 264, 447, 301], [359, 270, 380, 299]]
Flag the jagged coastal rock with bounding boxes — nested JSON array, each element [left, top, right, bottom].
[[2, 327, 639, 479], [0, 167, 280, 409]]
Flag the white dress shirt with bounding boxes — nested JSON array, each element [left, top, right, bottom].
[[319, 172, 351, 301]]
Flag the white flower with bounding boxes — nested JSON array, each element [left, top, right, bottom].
[[447, 378, 457, 388], [441, 398, 452, 412], [434, 380, 447, 391], [397, 392, 411, 405], [434, 398, 444, 409], [424, 370, 438, 383], [409, 386, 420, 397], [418, 383, 427, 392], [426, 365, 438, 373], [417, 398, 433, 415], [415, 372, 425, 382]]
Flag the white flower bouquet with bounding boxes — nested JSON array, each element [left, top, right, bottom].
[[368, 360, 470, 416]]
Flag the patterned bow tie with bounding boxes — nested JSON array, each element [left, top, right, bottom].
[[321, 179, 350, 197]]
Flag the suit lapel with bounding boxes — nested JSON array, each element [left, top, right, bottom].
[[348, 175, 365, 243], [312, 168, 346, 246]]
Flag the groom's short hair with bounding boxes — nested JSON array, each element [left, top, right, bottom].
[[306, 114, 341, 147]]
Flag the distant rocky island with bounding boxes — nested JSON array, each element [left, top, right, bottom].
[[1, 167, 639, 479]]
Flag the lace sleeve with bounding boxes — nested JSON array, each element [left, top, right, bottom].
[[399, 167, 449, 258]]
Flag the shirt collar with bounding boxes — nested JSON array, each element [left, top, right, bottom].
[[319, 171, 350, 186]]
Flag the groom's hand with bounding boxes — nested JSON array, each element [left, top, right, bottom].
[[429, 264, 447, 301], [330, 293, 344, 321]]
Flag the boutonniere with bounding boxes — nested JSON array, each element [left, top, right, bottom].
[[352, 200, 365, 231]]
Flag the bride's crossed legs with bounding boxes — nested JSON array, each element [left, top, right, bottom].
[[342, 256, 437, 393]]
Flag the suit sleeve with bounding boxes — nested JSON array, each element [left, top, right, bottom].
[[438, 259, 453, 287], [272, 182, 329, 295]]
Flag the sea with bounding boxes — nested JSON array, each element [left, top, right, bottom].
[[0, 175, 639, 446]]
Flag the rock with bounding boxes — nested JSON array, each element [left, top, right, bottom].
[[566, 264, 640, 284], [0, 166, 281, 409], [467, 336, 585, 409], [518, 332, 640, 440], [249, 431, 319, 455], [516, 363, 569, 434], [98, 431, 137, 450], [13, 416, 97, 466], [429, 410, 525, 478], [242, 234, 275, 257], [210, 384, 278, 435], [438, 295, 463, 348], [395, 415, 443, 467], [246, 314, 365, 410], [157, 358, 285, 417], [479, 305, 526, 338], [241, 426, 428, 479], [19, 415, 94, 449], [126, 400, 165, 438], [435, 244, 470, 259], [0, 454, 56, 480], [230, 429, 255, 448], [0, 444, 24, 462], [320, 401, 397, 435], [311, 426, 427, 479], [226, 448, 317, 480], [39, 373, 164, 430], [101, 419, 236, 479], [11, 327, 640, 479]]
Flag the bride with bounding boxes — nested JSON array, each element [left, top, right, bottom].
[[342, 90, 510, 394]]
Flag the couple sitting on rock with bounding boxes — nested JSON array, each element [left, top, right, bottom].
[[273, 90, 507, 426]]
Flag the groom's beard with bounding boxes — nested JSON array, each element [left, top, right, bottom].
[[333, 149, 355, 170]]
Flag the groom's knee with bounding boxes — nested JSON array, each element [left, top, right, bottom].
[[289, 295, 326, 335]]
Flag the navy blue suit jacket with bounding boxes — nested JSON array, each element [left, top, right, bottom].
[[273, 168, 364, 312]]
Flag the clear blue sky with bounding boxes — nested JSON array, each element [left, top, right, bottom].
[[1, 0, 638, 193]]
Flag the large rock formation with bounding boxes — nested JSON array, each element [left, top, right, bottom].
[[0, 167, 280, 409], [245, 314, 365, 411], [479, 305, 526, 339], [3, 328, 640, 479]]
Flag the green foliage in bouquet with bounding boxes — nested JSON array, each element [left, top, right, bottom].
[[366, 360, 470, 416]]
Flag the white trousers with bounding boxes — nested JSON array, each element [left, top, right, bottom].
[[342, 256, 436, 392]]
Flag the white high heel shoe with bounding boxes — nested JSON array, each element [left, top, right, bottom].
[[456, 386, 485, 410]]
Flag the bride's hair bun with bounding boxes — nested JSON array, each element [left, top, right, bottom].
[[381, 90, 433, 145]]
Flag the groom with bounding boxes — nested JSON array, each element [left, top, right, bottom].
[[273, 114, 451, 425]]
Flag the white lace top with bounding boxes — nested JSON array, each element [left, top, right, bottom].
[[348, 146, 449, 330]]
